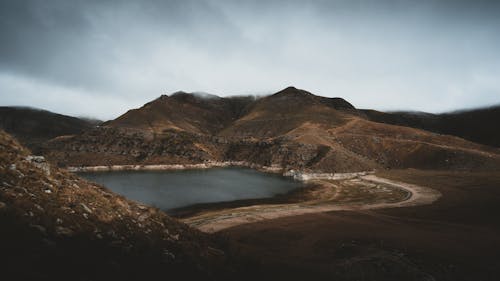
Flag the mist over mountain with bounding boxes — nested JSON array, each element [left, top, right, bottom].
[[2, 0, 500, 119]]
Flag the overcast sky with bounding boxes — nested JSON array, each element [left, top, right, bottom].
[[1, 0, 500, 120]]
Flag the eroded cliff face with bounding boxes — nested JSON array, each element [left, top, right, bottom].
[[0, 130, 227, 281]]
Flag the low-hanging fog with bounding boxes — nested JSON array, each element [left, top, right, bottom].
[[1, 0, 500, 120]]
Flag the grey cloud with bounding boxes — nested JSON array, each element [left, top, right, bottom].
[[1, 0, 500, 119]]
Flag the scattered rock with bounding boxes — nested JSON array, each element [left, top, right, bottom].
[[80, 203, 93, 213], [44, 189, 52, 194], [138, 213, 149, 222], [30, 224, 47, 235], [1, 181, 12, 187], [55, 226, 74, 237], [26, 155, 51, 175], [34, 204, 44, 212], [25, 155, 45, 163]]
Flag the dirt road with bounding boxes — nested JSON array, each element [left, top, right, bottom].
[[182, 175, 441, 232]]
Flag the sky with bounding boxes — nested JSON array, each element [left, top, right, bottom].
[[1, 0, 500, 120]]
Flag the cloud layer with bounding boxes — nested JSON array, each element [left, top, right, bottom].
[[1, 0, 500, 119]]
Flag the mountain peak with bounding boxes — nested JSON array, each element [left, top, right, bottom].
[[268, 87, 355, 110], [283, 86, 298, 91], [170, 91, 220, 100], [271, 86, 315, 99]]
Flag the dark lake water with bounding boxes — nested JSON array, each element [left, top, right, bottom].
[[79, 167, 304, 211]]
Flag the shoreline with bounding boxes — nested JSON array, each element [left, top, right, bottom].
[[67, 163, 440, 233], [67, 161, 282, 173], [67, 162, 375, 181], [181, 174, 441, 233]]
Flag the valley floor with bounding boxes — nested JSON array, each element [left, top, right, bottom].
[[217, 170, 500, 281]]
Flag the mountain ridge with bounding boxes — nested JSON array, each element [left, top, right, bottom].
[[40, 87, 500, 172], [0, 106, 100, 153]]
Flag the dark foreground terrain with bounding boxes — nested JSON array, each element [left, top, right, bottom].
[[1, 87, 500, 280], [0, 130, 229, 281], [223, 170, 500, 281]]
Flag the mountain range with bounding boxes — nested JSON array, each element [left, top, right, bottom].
[[2, 86, 500, 281], [2, 86, 496, 172]]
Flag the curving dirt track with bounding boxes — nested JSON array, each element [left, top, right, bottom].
[[182, 175, 441, 233], [220, 170, 500, 281]]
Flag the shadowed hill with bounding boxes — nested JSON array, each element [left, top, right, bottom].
[[43, 87, 500, 172], [0, 106, 99, 153], [363, 105, 500, 147], [0, 130, 227, 281]]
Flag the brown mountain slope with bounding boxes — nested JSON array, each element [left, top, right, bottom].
[[219, 87, 357, 138], [0, 130, 227, 281], [106, 92, 255, 135], [0, 106, 98, 153], [43, 87, 500, 172], [331, 118, 500, 170], [362, 105, 500, 147]]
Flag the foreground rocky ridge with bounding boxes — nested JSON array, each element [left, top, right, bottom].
[[43, 87, 500, 172], [0, 130, 227, 281]]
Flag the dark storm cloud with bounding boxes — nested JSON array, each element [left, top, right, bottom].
[[0, 0, 239, 93], [1, 0, 499, 119]]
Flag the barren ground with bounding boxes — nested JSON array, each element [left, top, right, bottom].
[[218, 170, 500, 281]]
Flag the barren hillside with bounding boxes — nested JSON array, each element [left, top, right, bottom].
[[0, 130, 227, 281]]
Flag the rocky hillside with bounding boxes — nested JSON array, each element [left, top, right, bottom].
[[0, 130, 227, 281], [106, 92, 255, 135], [0, 106, 99, 153], [363, 105, 500, 147], [43, 87, 500, 172]]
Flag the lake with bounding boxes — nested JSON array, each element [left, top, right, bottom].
[[78, 167, 304, 212]]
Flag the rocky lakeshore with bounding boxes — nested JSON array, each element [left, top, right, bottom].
[[67, 161, 375, 182], [67, 161, 282, 173]]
